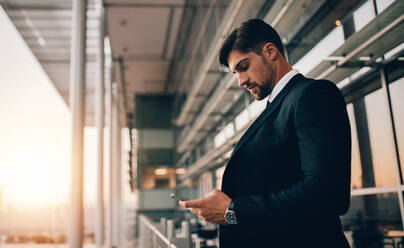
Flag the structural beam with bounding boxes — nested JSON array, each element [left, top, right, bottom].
[[68, 0, 87, 247], [173, 0, 244, 125], [176, 73, 236, 153], [316, 14, 404, 79]]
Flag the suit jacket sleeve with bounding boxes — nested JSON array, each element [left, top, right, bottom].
[[232, 80, 351, 225]]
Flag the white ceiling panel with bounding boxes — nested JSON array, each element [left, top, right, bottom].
[[107, 7, 170, 56]]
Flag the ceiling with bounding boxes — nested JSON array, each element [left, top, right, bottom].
[[0, 0, 186, 126], [1, 0, 402, 132], [105, 0, 185, 122]]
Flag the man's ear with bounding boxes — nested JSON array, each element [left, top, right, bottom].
[[262, 42, 278, 61]]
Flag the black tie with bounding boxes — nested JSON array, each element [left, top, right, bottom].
[[266, 100, 271, 108]]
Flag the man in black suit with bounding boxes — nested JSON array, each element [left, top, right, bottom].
[[180, 19, 351, 247]]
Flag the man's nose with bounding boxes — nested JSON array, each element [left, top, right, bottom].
[[238, 73, 248, 87]]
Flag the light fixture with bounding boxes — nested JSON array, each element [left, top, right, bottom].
[[335, 20, 341, 26], [155, 168, 168, 176], [176, 168, 186, 175], [359, 56, 371, 61]]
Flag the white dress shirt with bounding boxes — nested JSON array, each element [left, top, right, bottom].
[[268, 69, 300, 104]]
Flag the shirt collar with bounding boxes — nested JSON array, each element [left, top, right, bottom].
[[268, 69, 300, 103]]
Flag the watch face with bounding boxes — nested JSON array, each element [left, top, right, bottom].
[[225, 210, 237, 224]]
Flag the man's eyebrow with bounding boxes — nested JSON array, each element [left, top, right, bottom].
[[232, 58, 248, 73]]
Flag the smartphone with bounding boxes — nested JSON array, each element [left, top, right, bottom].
[[170, 193, 189, 201]]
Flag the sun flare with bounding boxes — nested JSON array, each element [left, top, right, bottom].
[[3, 152, 69, 207]]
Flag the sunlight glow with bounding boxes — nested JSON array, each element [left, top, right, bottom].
[[0, 6, 71, 207], [4, 156, 69, 206]]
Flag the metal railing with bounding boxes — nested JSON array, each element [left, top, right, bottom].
[[138, 215, 191, 248]]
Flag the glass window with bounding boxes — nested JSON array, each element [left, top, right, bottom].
[[347, 104, 363, 189], [375, 0, 395, 13], [223, 122, 235, 139], [342, 193, 402, 246], [293, 26, 345, 75], [365, 88, 398, 187], [248, 99, 266, 119], [389, 77, 404, 180], [214, 122, 236, 148], [235, 98, 267, 132], [199, 171, 213, 196], [385, 42, 404, 60], [235, 108, 250, 131], [214, 130, 226, 148], [353, 0, 375, 32]]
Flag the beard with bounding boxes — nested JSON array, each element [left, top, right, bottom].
[[250, 56, 273, 100], [250, 84, 268, 100]]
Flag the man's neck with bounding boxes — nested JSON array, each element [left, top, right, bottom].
[[275, 61, 293, 85]]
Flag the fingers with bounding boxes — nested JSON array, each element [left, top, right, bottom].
[[180, 198, 203, 208], [190, 208, 207, 221], [190, 208, 199, 215], [187, 208, 226, 225]]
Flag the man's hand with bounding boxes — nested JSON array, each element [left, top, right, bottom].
[[179, 189, 231, 225]]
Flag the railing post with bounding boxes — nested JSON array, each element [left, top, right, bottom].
[[167, 220, 175, 238], [161, 217, 167, 235], [139, 215, 181, 248], [181, 221, 190, 238]]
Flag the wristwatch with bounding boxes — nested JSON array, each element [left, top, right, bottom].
[[224, 201, 237, 224]]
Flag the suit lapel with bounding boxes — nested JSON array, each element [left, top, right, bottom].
[[229, 74, 303, 160]]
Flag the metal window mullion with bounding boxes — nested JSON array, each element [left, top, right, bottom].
[[372, 0, 378, 15], [380, 66, 404, 229], [351, 186, 401, 196]]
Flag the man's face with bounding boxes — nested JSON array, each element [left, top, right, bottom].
[[228, 49, 276, 100]]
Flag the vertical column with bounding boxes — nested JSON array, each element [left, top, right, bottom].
[[353, 99, 375, 188], [111, 83, 121, 247], [95, 4, 105, 248], [68, 0, 87, 247], [353, 99, 378, 217], [115, 96, 122, 247], [108, 70, 116, 247]]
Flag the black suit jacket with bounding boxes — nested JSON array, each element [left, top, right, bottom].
[[220, 74, 351, 248]]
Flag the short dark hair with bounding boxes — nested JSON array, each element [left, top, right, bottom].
[[219, 19, 285, 67]]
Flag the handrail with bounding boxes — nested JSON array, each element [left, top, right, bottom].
[[139, 215, 178, 248]]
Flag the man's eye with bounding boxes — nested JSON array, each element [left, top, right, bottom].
[[240, 64, 249, 71]]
